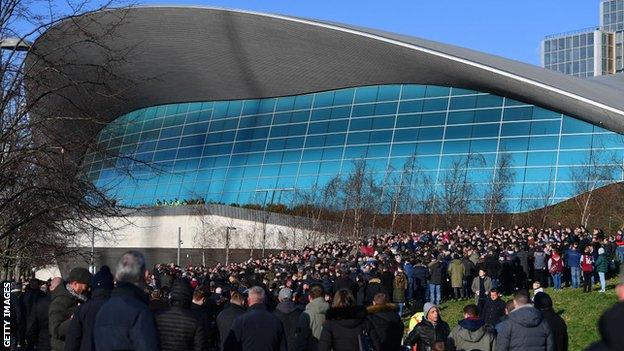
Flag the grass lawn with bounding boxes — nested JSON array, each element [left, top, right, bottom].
[[435, 279, 618, 351]]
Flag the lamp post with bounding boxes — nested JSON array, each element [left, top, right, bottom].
[[176, 227, 182, 266], [225, 226, 236, 266]]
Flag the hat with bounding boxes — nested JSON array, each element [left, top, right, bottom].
[[423, 302, 437, 318], [92, 266, 114, 290], [599, 247, 605, 255], [170, 279, 193, 302], [68, 267, 92, 285], [533, 292, 553, 310], [278, 288, 293, 301]]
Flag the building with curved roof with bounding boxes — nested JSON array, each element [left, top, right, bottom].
[[27, 6, 624, 213]]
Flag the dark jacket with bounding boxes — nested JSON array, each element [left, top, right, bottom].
[[404, 318, 451, 351], [413, 265, 429, 288], [449, 318, 495, 351], [155, 303, 206, 351], [586, 302, 624, 351], [64, 288, 111, 351], [541, 308, 568, 351], [482, 298, 506, 326], [318, 306, 367, 351], [216, 302, 245, 350], [495, 305, 554, 351], [363, 278, 384, 306], [223, 303, 287, 351], [429, 261, 445, 285], [49, 284, 85, 351], [365, 303, 404, 351], [27, 294, 51, 351], [191, 301, 218, 350], [93, 282, 160, 351], [295, 297, 330, 351], [274, 300, 303, 351]]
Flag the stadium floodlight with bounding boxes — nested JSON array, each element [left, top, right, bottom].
[[0, 37, 31, 51]]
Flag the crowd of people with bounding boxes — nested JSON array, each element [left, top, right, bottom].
[[6, 224, 624, 350]]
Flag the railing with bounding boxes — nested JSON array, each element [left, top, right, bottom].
[[544, 27, 600, 40]]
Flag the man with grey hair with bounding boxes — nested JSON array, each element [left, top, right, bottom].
[[224, 286, 287, 350], [93, 251, 160, 351]]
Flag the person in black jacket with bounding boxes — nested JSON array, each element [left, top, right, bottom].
[[273, 288, 303, 351], [534, 292, 568, 351], [216, 291, 246, 350], [586, 301, 624, 351], [428, 257, 445, 305], [365, 293, 404, 351], [93, 251, 160, 351], [318, 289, 367, 351], [190, 286, 218, 350], [27, 278, 62, 351], [223, 286, 287, 351], [412, 260, 429, 312], [155, 278, 206, 351], [362, 271, 384, 306], [404, 302, 451, 351], [481, 289, 506, 327], [65, 266, 114, 351]]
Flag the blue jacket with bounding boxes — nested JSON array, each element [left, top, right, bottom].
[[65, 289, 111, 351], [93, 282, 160, 351], [565, 249, 582, 268], [404, 262, 414, 282]]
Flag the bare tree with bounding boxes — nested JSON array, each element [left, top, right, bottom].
[[569, 150, 616, 227], [483, 152, 515, 230], [191, 204, 219, 267], [341, 159, 382, 239], [439, 154, 483, 227], [1, 0, 141, 277]]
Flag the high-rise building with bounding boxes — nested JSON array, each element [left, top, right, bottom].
[[542, 0, 623, 77]]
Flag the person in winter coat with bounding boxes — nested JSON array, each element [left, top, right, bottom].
[[461, 256, 476, 299], [318, 289, 367, 351], [586, 301, 624, 351], [65, 266, 114, 351], [449, 304, 495, 351], [548, 251, 564, 291], [565, 244, 582, 289], [363, 273, 384, 306], [495, 290, 554, 351], [365, 293, 404, 351], [448, 254, 466, 300], [595, 248, 609, 293], [27, 278, 62, 351], [190, 287, 218, 350], [296, 283, 330, 351], [224, 286, 287, 351], [581, 246, 595, 292], [472, 269, 493, 313], [93, 251, 160, 351], [216, 291, 246, 350], [404, 303, 451, 351], [274, 288, 303, 351], [534, 293, 568, 351], [481, 289, 506, 327], [413, 260, 429, 312], [155, 279, 206, 351], [534, 248, 548, 288], [429, 257, 446, 305], [392, 269, 408, 316], [48, 267, 92, 351]]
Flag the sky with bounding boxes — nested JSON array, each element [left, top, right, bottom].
[[136, 0, 602, 66]]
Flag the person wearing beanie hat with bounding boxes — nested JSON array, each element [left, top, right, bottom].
[[274, 287, 302, 351], [48, 267, 92, 351], [404, 302, 450, 350], [596, 247, 609, 293], [65, 266, 114, 351], [155, 279, 206, 350], [534, 292, 568, 351]]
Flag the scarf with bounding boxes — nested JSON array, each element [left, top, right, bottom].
[[66, 283, 88, 303]]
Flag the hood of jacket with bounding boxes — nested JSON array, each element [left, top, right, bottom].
[[326, 306, 367, 328], [599, 302, 624, 350], [366, 303, 398, 321], [276, 300, 301, 314], [508, 305, 543, 328], [306, 297, 330, 315]]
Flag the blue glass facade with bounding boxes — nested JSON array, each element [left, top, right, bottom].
[[84, 84, 624, 212]]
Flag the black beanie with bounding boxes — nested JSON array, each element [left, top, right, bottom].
[[68, 267, 92, 285], [170, 278, 193, 303], [92, 266, 114, 290], [533, 292, 553, 310]]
